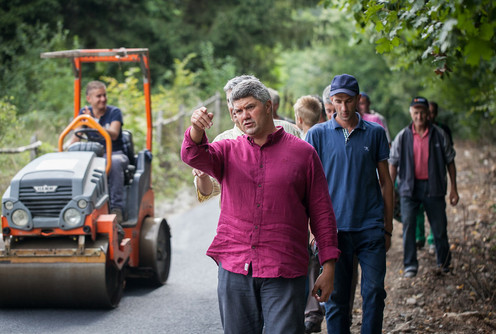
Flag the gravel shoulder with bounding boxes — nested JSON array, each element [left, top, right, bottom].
[[352, 140, 496, 334]]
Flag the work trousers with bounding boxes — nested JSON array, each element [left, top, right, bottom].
[[400, 179, 451, 272], [217, 264, 306, 334], [106, 150, 129, 210], [325, 228, 387, 334]]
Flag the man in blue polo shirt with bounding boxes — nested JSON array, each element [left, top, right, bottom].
[[306, 74, 393, 334]]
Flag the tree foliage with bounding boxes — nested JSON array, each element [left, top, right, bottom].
[[322, 0, 496, 70], [321, 0, 496, 134]]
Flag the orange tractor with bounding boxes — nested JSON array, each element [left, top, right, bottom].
[[0, 48, 171, 307]]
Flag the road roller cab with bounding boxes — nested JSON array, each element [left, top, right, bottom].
[[0, 49, 171, 308]]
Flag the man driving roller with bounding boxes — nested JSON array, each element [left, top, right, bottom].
[[70, 80, 129, 223]]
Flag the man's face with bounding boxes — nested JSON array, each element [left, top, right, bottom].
[[428, 104, 437, 121], [358, 96, 370, 114], [232, 96, 272, 137], [331, 93, 359, 122], [86, 87, 107, 112], [410, 106, 428, 128], [324, 102, 335, 120]]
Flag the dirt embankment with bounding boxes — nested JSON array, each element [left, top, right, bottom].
[[349, 140, 496, 334]]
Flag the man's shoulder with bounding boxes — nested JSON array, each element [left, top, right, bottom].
[[279, 131, 317, 157], [397, 125, 411, 136], [391, 125, 411, 144], [278, 115, 295, 124], [308, 121, 335, 136], [213, 127, 242, 142], [107, 105, 122, 113], [431, 123, 448, 135], [430, 123, 451, 144], [274, 119, 301, 138]]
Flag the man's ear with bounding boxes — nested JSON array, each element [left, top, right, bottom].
[[265, 100, 273, 114]]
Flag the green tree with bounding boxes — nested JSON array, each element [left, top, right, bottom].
[[321, 0, 496, 135]]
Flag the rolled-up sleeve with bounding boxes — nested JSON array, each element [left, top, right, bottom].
[[194, 175, 221, 202], [181, 127, 223, 181]]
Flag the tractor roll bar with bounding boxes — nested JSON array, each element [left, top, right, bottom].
[[41, 48, 153, 152]]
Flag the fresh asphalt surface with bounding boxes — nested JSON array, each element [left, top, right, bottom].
[[0, 199, 223, 334]]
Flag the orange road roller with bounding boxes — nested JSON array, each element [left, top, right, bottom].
[[0, 48, 171, 308]]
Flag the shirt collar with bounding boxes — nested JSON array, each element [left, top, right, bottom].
[[412, 123, 430, 138], [245, 126, 285, 146], [329, 112, 365, 131]]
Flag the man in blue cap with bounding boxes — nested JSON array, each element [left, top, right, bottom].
[[306, 74, 393, 334]]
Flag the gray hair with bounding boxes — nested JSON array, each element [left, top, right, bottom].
[[267, 88, 280, 105], [223, 75, 259, 93], [322, 84, 332, 104], [86, 80, 106, 96], [230, 79, 271, 105]]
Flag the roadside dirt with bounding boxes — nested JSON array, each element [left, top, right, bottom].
[[346, 140, 496, 334]]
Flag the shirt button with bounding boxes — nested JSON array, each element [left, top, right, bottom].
[[257, 203, 260, 207], [252, 246, 256, 249], [258, 184, 262, 187], [259, 164, 263, 168], [254, 225, 258, 229]]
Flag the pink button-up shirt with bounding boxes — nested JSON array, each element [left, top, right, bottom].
[[181, 126, 339, 278], [412, 126, 430, 180]]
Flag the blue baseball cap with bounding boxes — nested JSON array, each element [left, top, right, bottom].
[[330, 74, 359, 97], [410, 96, 429, 109]]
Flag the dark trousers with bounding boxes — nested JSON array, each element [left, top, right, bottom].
[[325, 228, 387, 334], [106, 150, 129, 210], [400, 179, 451, 271], [217, 264, 306, 334]]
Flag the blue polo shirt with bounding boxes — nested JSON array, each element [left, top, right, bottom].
[[78, 105, 124, 152], [306, 113, 389, 231]]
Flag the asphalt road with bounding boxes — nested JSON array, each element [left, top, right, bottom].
[[0, 198, 223, 334]]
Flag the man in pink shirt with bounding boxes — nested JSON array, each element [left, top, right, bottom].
[[389, 96, 459, 278], [181, 79, 340, 334]]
